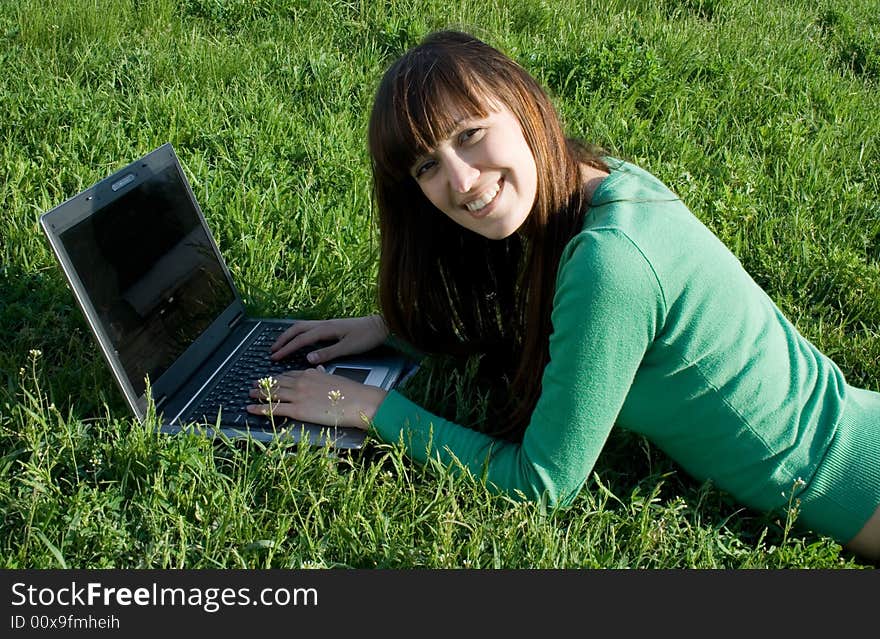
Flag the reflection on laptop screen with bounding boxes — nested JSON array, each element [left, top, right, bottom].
[[59, 164, 234, 396]]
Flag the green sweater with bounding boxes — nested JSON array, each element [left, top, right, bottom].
[[373, 160, 879, 542]]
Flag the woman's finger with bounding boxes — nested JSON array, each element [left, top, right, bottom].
[[271, 324, 342, 360], [271, 321, 315, 350]]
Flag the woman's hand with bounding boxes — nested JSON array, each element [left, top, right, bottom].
[[270, 314, 389, 364], [247, 366, 387, 430]]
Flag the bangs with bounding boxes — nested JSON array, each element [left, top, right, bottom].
[[369, 53, 496, 180]]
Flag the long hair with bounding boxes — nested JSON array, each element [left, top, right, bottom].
[[368, 30, 606, 440]]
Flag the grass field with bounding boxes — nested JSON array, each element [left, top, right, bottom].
[[1, 0, 879, 568]]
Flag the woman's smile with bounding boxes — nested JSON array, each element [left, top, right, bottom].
[[463, 178, 502, 212], [462, 178, 504, 217]]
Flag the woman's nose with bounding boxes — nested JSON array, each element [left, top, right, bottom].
[[445, 154, 479, 193]]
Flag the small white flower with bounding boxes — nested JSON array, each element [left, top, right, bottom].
[[258, 376, 277, 398], [327, 389, 344, 427]]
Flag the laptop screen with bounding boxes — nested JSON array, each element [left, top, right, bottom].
[[58, 163, 235, 396]]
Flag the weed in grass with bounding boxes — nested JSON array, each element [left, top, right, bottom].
[[780, 477, 807, 548], [327, 388, 344, 429], [257, 375, 278, 428]]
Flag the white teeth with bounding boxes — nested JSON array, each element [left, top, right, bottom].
[[465, 183, 500, 212]]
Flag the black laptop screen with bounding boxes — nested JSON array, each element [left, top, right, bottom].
[[59, 164, 235, 396]]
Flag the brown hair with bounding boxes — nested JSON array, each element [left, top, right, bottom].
[[369, 30, 606, 440]]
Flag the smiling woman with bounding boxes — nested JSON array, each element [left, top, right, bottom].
[[254, 30, 880, 562]]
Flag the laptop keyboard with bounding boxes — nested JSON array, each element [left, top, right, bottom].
[[187, 323, 323, 429]]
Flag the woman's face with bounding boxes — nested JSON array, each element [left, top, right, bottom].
[[409, 104, 538, 240]]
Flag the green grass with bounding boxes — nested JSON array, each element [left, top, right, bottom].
[[1, 0, 878, 568]]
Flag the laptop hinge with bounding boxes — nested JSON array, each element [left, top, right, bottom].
[[228, 311, 244, 328]]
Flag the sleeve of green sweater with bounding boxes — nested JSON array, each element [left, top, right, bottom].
[[371, 227, 665, 506]]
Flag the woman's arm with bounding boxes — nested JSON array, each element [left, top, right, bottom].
[[370, 229, 664, 506]]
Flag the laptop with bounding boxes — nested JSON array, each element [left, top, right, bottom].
[[39, 142, 414, 450]]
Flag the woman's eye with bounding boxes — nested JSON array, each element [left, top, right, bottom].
[[414, 160, 435, 178], [460, 128, 483, 143]]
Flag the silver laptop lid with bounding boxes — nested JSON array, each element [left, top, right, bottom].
[[40, 143, 245, 421]]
